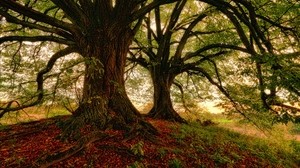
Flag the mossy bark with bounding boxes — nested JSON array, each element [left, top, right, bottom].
[[63, 19, 156, 137]]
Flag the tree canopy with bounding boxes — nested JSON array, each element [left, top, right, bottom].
[[130, 0, 300, 123]]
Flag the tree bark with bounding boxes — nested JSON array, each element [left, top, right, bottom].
[[64, 21, 156, 136], [148, 68, 186, 123]]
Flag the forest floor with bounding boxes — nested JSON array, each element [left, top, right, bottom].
[[0, 115, 300, 168]]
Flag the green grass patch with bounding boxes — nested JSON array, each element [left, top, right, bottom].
[[215, 118, 233, 124], [168, 158, 183, 168], [172, 122, 300, 167]]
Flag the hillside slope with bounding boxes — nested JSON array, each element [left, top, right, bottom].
[[0, 116, 299, 167]]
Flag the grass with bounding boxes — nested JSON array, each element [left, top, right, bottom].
[[1, 106, 300, 167], [0, 105, 71, 125], [191, 111, 300, 141], [173, 121, 300, 167], [291, 123, 300, 134], [168, 158, 183, 168]]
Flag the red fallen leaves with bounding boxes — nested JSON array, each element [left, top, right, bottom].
[[0, 117, 274, 168]]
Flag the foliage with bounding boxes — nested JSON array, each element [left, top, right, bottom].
[[127, 161, 145, 168], [129, 0, 300, 124], [125, 65, 153, 110], [130, 141, 145, 158], [157, 147, 167, 158], [168, 158, 183, 168]]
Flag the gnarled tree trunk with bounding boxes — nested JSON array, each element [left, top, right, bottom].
[[148, 68, 186, 123], [64, 20, 156, 136]]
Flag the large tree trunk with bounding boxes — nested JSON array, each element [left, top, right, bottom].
[[148, 69, 186, 123], [63, 20, 156, 137]]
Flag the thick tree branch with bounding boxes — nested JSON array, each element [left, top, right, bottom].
[[0, 47, 77, 118], [177, 51, 227, 75], [154, 7, 163, 41], [128, 51, 149, 69], [200, 0, 262, 55], [132, 11, 144, 35], [131, 0, 179, 21], [51, 0, 86, 29], [165, 0, 187, 35], [173, 13, 207, 60], [0, 36, 75, 45], [133, 38, 157, 61], [188, 28, 233, 37], [0, 10, 73, 39], [234, 0, 273, 54], [183, 43, 249, 61], [157, 0, 187, 66], [143, 14, 158, 48], [0, 0, 75, 33], [257, 14, 297, 31]]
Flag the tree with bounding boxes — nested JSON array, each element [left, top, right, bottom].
[[0, 0, 180, 136], [1, 0, 299, 135], [130, 0, 300, 123], [130, 0, 245, 122]]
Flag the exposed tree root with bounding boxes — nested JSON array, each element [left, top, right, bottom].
[[36, 131, 110, 168], [36, 116, 158, 167], [124, 120, 159, 143], [0, 119, 57, 142], [36, 124, 156, 167], [56, 116, 85, 141], [107, 115, 131, 131], [0, 129, 44, 142], [56, 113, 109, 141]]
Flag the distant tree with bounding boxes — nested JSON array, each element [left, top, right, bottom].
[[130, 0, 300, 123]]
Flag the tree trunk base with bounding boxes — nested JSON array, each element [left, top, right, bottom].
[[124, 119, 158, 142], [38, 118, 158, 167], [147, 107, 187, 123], [58, 105, 158, 141]]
